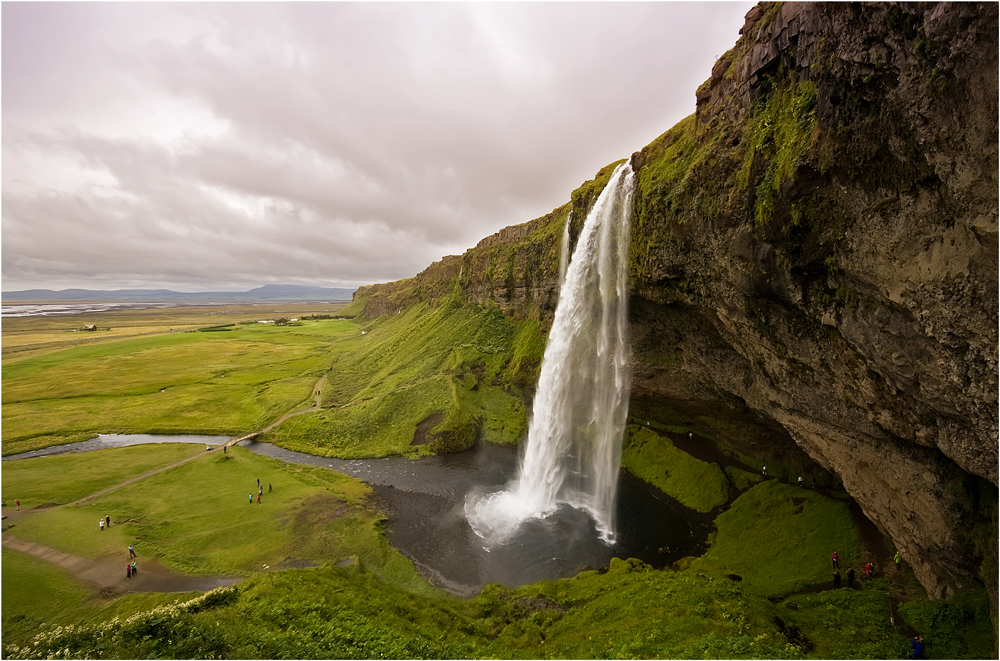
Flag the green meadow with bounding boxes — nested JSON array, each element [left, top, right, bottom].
[[2, 313, 355, 455], [263, 300, 538, 458], [2, 303, 992, 659]]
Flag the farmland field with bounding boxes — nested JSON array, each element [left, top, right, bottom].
[[1, 303, 349, 455]]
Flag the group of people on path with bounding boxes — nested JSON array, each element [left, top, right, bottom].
[[95, 517, 140, 580], [125, 545, 138, 579], [249, 477, 272, 504], [831, 549, 903, 589]]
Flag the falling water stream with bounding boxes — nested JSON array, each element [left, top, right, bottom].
[[466, 162, 635, 546]]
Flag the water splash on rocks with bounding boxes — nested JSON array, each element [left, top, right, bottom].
[[467, 162, 634, 545]]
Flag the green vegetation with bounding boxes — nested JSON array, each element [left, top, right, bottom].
[[2, 547, 97, 641], [688, 480, 860, 596], [265, 300, 537, 458], [6, 444, 432, 595], [2, 442, 203, 505], [899, 587, 995, 660], [2, 318, 353, 455], [3, 305, 991, 659], [4, 538, 952, 660], [736, 78, 817, 227], [621, 425, 729, 512]]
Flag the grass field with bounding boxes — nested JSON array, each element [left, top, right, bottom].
[[621, 425, 730, 512], [2, 442, 204, 506], [5, 444, 434, 595], [2, 308, 356, 455], [687, 479, 861, 596]]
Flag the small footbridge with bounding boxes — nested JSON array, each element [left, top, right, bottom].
[[226, 431, 262, 447]]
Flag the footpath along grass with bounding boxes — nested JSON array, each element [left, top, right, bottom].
[[1, 547, 96, 641], [1, 319, 357, 455], [3, 555, 925, 660], [1, 547, 197, 644], [1, 443, 204, 506], [6, 445, 435, 596]]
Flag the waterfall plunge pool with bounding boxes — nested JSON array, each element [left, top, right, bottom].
[[4, 434, 710, 595], [246, 440, 709, 596]]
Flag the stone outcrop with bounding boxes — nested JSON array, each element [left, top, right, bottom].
[[353, 1, 998, 613], [629, 1, 997, 604]]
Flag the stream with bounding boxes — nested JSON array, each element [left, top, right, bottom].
[[4, 434, 706, 596]]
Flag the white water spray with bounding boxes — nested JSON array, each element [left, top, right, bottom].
[[466, 162, 634, 545], [559, 211, 572, 288]]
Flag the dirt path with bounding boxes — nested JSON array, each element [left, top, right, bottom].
[[251, 374, 329, 437], [2, 447, 245, 594], [2, 535, 239, 594], [1, 373, 330, 593], [70, 449, 224, 507]]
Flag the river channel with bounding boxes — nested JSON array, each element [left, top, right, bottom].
[[5, 434, 707, 596], [247, 441, 706, 596]]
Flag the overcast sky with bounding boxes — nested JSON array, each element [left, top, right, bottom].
[[3, 1, 754, 293]]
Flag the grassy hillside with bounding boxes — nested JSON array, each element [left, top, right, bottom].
[[263, 297, 543, 457]]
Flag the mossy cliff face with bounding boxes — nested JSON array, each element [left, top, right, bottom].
[[352, 2, 997, 608], [628, 1, 997, 606]]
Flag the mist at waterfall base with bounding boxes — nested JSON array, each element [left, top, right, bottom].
[[247, 161, 700, 593], [466, 162, 635, 551]]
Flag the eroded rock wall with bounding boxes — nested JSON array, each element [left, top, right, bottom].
[[632, 1, 997, 602]]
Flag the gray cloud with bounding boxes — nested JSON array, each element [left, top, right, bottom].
[[2, 2, 754, 292]]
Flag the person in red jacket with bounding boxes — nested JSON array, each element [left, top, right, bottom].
[[832, 551, 839, 568], [865, 561, 874, 579]]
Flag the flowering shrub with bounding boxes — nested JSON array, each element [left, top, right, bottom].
[[3, 587, 238, 660]]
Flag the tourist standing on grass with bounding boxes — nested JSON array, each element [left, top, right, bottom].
[[131, 561, 137, 576], [15, 499, 19, 511], [257, 492, 261, 504], [865, 561, 873, 579], [797, 476, 803, 487], [846, 567, 855, 588], [126, 563, 131, 579], [100, 519, 104, 532], [833, 570, 841, 589], [129, 544, 136, 558], [249, 493, 252, 504], [761, 466, 767, 477], [106, 515, 110, 528], [832, 551, 839, 568], [894, 550, 902, 571], [268, 483, 272, 493]]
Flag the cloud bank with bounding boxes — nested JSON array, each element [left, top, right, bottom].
[[2, 2, 754, 292]]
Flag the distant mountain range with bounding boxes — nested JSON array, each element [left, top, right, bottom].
[[3, 284, 357, 302]]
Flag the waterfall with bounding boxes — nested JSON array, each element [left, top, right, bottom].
[[559, 211, 571, 288], [466, 162, 634, 545]]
